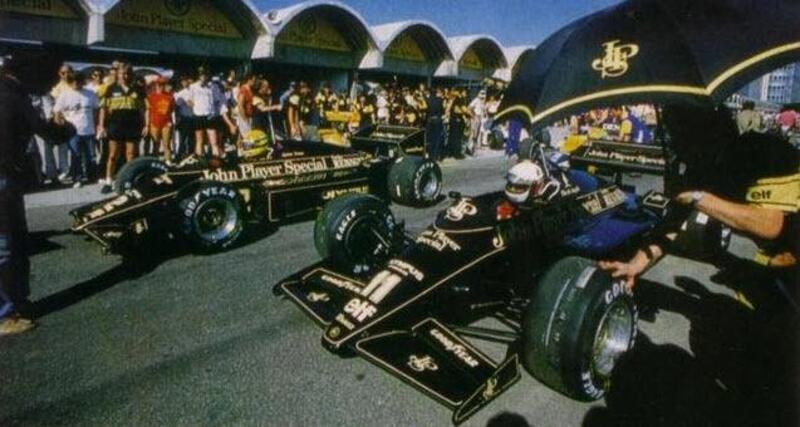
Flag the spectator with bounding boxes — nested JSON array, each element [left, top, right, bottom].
[[236, 73, 256, 137], [776, 106, 798, 136], [189, 66, 224, 157], [426, 87, 445, 162], [50, 63, 74, 101], [145, 77, 175, 163], [97, 64, 145, 194], [447, 89, 468, 159], [285, 84, 303, 141], [84, 68, 104, 94], [173, 75, 194, 159], [44, 65, 72, 184], [37, 92, 66, 186], [279, 81, 296, 110], [298, 81, 316, 140], [620, 107, 653, 143], [357, 94, 375, 130], [376, 89, 390, 125], [468, 90, 487, 153], [315, 82, 337, 127], [252, 79, 281, 138], [737, 101, 762, 134], [53, 72, 99, 187]]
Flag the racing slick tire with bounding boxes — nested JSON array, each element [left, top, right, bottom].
[[670, 210, 732, 262], [521, 256, 638, 401], [314, 194, 396, 275], [115, 156, 169, 194], [177, 182, 245, 252], [387, 156, 442, 206]]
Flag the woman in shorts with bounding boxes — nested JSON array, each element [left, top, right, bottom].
[[145, 77, 175, 163]]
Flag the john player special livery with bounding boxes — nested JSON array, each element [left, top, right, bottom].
[[71, 128, 442, 253], [275, 143, 729, 424]]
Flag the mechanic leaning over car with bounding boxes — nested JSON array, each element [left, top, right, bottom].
[[0, 52, 62, 336], [599, 104, 799, 305]]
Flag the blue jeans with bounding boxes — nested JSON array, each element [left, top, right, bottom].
[[507, 120, 522, 156], [0, 175, 30, 318], [68, 134, 95, 182]]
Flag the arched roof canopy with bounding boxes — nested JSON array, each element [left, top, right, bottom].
[[450, 35, 508, 71], [91, 0, 266, 37], [84, 0, 267, 58], [262, 1, 380, 66], [0, 0, 90, 45], [373, 20, 453, 63]]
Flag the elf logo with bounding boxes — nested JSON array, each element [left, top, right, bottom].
[[749, 189, 772, 201]]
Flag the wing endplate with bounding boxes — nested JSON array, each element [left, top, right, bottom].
[[355, 319, 520, 424], [277, 265, 369, 328]]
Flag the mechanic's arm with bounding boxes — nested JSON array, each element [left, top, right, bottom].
[[676, 191, 784, 239]]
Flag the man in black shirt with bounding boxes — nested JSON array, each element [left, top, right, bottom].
[[601, 105, 798, 297], [426, 87, 445, 162], [0, 53, 59, 336]]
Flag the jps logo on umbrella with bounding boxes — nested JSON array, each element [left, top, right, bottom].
[[591, 40, 639, 78]]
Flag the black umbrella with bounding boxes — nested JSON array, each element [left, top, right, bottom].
[[496, 0, 800, 128]]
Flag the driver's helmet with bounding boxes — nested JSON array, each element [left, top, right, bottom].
[[241, 130, 271, 159], [505, 160, 545, 204]]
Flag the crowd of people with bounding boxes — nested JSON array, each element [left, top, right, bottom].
[[567, 105, 658, 144], [26, 62, 508, 195], [736, 101, 800, 137]]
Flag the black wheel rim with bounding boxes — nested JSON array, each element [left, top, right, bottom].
[[345, 215, 391, 268], [193, 198, 239, 243]]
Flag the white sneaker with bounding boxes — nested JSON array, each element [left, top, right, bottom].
[[72, 182, 83, 189], [58, 172, 69, 181]]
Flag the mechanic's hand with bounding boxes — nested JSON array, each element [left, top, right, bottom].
[[674, 191, 694, 205], [598, 260, 643, 291]]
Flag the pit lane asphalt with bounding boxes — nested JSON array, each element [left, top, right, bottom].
[[0, 154, 793, 427]]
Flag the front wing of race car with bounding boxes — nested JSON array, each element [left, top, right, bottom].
[[70, 188, 178, 252], [274, 263, 520, 425]]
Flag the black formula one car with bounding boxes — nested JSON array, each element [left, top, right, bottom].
[[71, 126, 442, 253], [274, 143, 728, 424]]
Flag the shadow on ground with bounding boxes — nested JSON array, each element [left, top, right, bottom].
[[27, 230, 67, 256], [584, 260, 799, 427], [29, 223, 279, 318]]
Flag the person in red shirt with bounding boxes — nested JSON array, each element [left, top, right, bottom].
[[776, 107, 798, 135], [145, 77, 175, 162], [236, 73, 256, 137]]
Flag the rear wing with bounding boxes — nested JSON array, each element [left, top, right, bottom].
[[569, 139, 666, 176], [350, 125, 426, 158]]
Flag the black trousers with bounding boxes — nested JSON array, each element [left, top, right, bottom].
[[448, 120, 465, 158], [0, 174, 30, 315], [426, 117, 444, 161]]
